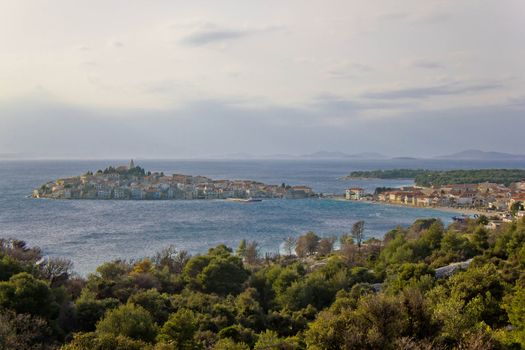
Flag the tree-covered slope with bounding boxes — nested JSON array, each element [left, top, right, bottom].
[[1, 217, 525, 349], [348, 168, 525, 187]]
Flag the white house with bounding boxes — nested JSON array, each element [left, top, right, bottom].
[[346, 188, 365, 200]]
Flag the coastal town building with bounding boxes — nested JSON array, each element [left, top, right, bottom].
[[33, 162, 316, 201], [348, 182, 525, 216], [345, 188, 365, 200]]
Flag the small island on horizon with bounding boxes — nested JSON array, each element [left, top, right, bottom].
[[32, 160, 316, 201]]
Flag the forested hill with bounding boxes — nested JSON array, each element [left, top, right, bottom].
[[1, 217, 525, 349], [347, 168, 525, 187]]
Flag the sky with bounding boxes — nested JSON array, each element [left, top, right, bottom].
[[0, 0, 524, 158]]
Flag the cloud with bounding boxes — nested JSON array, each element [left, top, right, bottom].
[[75, 45, 91, 51], [508, 96, 525, 107], [181, 29, 250, 46], [361, 81, 502, 100], [79, 61, 97, 67], [326, 63, 372, 80], [141, 80, 192, 95], [378, 12, 410, 21], [409, 59, 445, 70], [311, 94, 409, 115], [380, 103, 525, 155], [178, 23, 283, 46], [1, 95, 524, 158], [378, 6, 452, 24], [108, 40, 124, 48]]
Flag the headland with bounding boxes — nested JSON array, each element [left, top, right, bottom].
[[32, 160, 316, 200]]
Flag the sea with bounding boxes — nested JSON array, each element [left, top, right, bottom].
[[1, 158, 524, 275]]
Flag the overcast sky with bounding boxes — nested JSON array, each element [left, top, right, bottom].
[[1, 0, 524, 158]]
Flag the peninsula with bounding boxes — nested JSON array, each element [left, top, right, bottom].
[[32, 160, 316, 200], [346, 168, 525, 187], [343, 169, 525, 222]]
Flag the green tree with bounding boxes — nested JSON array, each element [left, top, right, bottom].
[[384, 262, 435, 293], [306, 293, 408, 350], [447, 264, 505, 327], [511, 201, 524, 216], [96, 303, 157, 343], [237, 240, 247, 257], [417, 220, 444, 253], [198, 256, 249, 296], [352, 293, 408, 348], [75, 294, 119, 332], [0, 255, 24, 281], [0, 310, 54, 350], [235, 288, 264, 330], [504, 284, 525, 345], [213, 338, 249, 350], [254, 330, 299, 350], [184, 248, 249, 296], [278, 273, 334, 311], [157, 308, 200, 349], [305, 308, 353, 350], [476, 215, 489, 226], [95, 260, 130, 280], [184, 256, 212, 280], [128, 288, 171, 324], [431, 291, 484, 343], [62, 332, 151, 350], [0, 272, 57, 319], [217, 325, 256, 347], [472, 226, 489, 251], [432, 231, 477, 266]]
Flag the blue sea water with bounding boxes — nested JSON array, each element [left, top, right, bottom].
[[1, 158, 524, 275]]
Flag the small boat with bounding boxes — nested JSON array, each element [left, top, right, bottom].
[[452, 215, 469, 223], [227, 197, 262, 203]]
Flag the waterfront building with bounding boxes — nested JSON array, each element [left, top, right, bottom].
[[345, 188, 365, 200]]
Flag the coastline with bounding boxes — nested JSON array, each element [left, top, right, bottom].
[[330, 197, 495, 217]]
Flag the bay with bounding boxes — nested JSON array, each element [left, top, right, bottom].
[[1, 158, 523, 275]]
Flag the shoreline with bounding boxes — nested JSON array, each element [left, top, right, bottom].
[[329, 197, 496, 217]]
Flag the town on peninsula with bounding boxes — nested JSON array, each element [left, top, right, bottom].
[[32, 163, 525, 223], [32, 160, 316, 200], [343, 169, 525, 224]]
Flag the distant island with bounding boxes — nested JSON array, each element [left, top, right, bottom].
[[346, 169, 525, 187], [300, 151, 387, 159], [220, 149, 525, 160], [32, 160, 316, 200], [436, 149, 525, 160]]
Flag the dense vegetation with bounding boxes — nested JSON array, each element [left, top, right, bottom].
[[86, 166, 148, 178], [1, 217, 525, 349], [348, 168, 525, 187], [349, 169, 430, 180]]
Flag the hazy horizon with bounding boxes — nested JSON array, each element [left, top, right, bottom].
[[2, 148, 525, 161], [1, 1, 524, 158]]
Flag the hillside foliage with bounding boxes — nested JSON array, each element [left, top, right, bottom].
[[1, 217, 525, 349]]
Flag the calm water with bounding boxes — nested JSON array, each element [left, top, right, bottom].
[[1, 158, 524, 275]]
